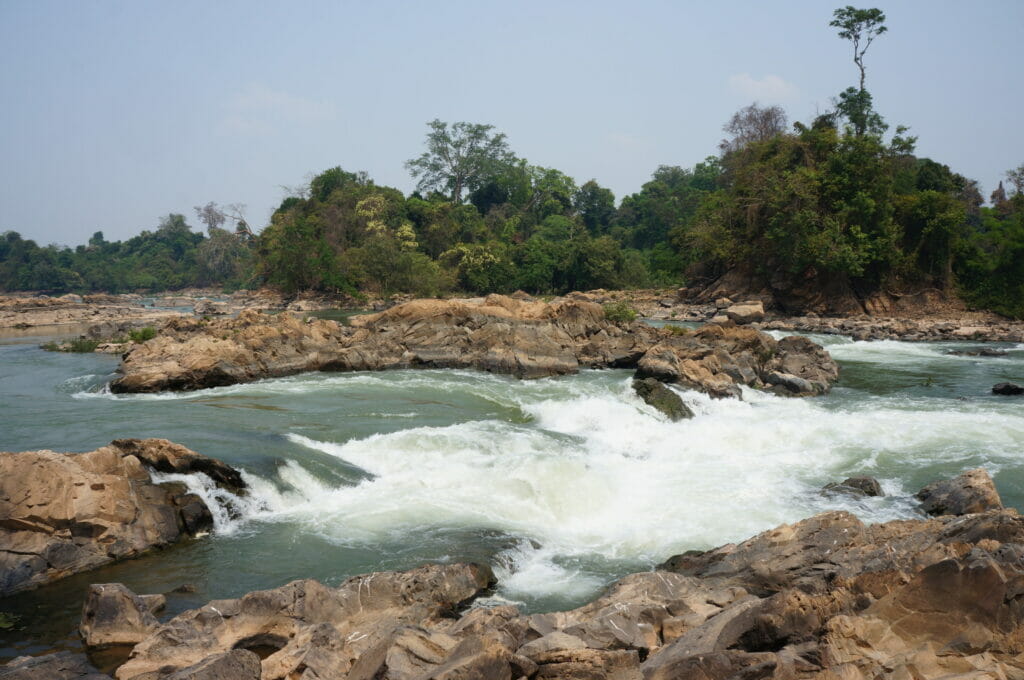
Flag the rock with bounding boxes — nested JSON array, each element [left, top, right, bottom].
[[765, 370, 813, 395], [714, 297, 733, 309], [915, 467, 1003, 516], [0, 439, 245, 596], [111, 295, 840, 400], [632, 378, 694, 420], [192, 300, 229, 316], [993, 382, 1024, 395], [823, 476, 883, 497], [164, 650, 261, 680], [109, 438, 246, 493], [80, 583, 160, 649], [723, 301, 764, 325], [115, 563, 496, 680], [0, 652, 109, 679], [657, 298, 673, 308]]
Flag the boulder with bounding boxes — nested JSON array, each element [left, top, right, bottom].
[[631, 378, 694, 420], [915, 467, 1003, 516], [993, 382, 1024, 395], [823, 476, 883, 497], [0, 439, 246, 596], [723, 301, 764, 325], [80, 583, 160, 649]]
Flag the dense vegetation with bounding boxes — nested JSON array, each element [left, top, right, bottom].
[[1, 7, 1022, 317]]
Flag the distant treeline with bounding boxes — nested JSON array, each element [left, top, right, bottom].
[[2, 7, 1023, 316]]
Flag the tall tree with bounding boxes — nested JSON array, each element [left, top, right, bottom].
[[406, 119, 516, 204], [719, 103, 788, 154], [830, 6, 887, 92]]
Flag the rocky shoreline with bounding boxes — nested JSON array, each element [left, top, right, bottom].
[[2, 449, 1020, 679]]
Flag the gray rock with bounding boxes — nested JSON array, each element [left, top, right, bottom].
[[823, 476, 883, 498], [80, 583, 159, 649], [0, 652, 108, 680], [164, 649, 261, 680], [632, 378, 694, 420], [992, 382, 1023, 395]]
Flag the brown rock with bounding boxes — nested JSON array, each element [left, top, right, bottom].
[[80, 583, 159, 649], [0, 652, 109, 680], [109, 295, 840, 400], [0, 439, 245, 595], [915, 468, 1003, 516], [163, 649, 260, 680]]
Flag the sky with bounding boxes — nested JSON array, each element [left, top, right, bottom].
[[1, 0, 1022, 246]]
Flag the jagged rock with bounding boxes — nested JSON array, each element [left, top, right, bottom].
[[915, 467, 1003, 516], [115, 563, 496, 680], [109, 438, 245, 493], [823, 476, 883, 497], [0, 439, 245, 596], [110, 296, 840, 400], [0, 652, 109, 679], [80, 583, 160, 649], [724, 301, 765, 325], [993, 382, 1024, 395], [631, 378, 693, 420]]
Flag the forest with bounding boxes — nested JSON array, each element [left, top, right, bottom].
[[2, 8, 1023, 317]]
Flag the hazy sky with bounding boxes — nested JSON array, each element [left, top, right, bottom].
[[1, 0, 1021, 245]]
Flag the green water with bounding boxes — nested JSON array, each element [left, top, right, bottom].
[[1, 328, 1022, 661]]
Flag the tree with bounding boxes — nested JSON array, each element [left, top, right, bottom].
[[406, 119, 516, 204], [830, 6, 887, 92], [719, 103, 788, 154]]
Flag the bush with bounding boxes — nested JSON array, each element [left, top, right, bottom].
[[40, 337, 100, 352], [128, 326, 157, 343], [603, 301, 638, 323]]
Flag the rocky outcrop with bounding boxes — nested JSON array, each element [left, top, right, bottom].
[[632, 378, 693, 420], [104, 489, 1024, 680], [110, 295, 840, 399], [915, 467, 1003, 516], [0, 439, 246, 596], [114, 563, 496, 679]]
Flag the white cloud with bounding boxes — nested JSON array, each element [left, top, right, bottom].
[[219, 84, 335, 136], [728, 73, 799, 103]]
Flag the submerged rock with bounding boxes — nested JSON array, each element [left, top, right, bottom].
[[0, 439, 246, 596], [632, 378, 694, 420], [915, 467, 1003, 516], [109, 295, 840, 399], [993, 381, 1024, 395], [823, 476, 884, 497]]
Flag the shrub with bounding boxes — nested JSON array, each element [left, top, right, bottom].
[[128, 327, 157, 343], [603, 301, 638, 323], [40, 337, 100, 353]]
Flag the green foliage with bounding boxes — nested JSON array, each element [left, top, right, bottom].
[[0, 611, 18, 630], [603, 301, 638, 323], [406, 120, 516, 204], [41, 337, 101, 352], [128, 327, 157, 343]]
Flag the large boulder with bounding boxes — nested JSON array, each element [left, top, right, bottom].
[[80, 583, 162, 649], [110, 295, 840, 399], [723, 301, 765, 325], [915, 467, 1003, 516], [993, 382, 1024, 395], [0, 439, 246, 596]]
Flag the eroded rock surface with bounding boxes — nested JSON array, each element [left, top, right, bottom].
[[915, 467, 1003, 516], [111, 295, 840, 399], [0, 439, 246, 596]]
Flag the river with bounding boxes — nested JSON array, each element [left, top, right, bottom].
[[1, 325, 1022, 660]]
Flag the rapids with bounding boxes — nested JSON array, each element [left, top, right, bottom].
[[1, 327, 1022, 659]]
